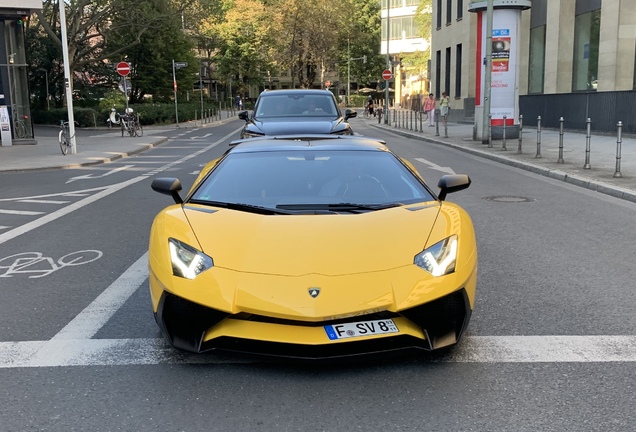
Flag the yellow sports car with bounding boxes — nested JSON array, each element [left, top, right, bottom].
[[149, 136, 477, 360]]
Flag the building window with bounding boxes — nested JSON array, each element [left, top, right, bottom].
[[435, 50, 441, 97], [528, 25, 546, 94], [405, 0, 420, 6], [455, 44, 462, 97], [572, 9, 601, 91], [446, 0, 452, 25], [457, 0, 463, 20], [445, 47, 451, 96], [436, 0, 442, 29]]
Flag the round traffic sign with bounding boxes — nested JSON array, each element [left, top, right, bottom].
[[116, 61, 131, 77], [382, 69, 392, 80]]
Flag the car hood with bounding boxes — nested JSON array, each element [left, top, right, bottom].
[[183, 204, 441, 276], [249, 118, 345, 135]]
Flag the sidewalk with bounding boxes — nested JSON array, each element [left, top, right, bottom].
[[364, 113, 636, 203], [0, 114, 235, 173], [1, 110, 635, 203]]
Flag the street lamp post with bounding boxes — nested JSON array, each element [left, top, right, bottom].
[[385, 0, 390, 124], [37, 68, 50, 111]]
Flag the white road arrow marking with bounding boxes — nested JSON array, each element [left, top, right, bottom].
[[414, 157, 455, 174], [66, 165, 135, 184]]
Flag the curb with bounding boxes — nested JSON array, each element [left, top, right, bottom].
[[370, 121, 636, 204]]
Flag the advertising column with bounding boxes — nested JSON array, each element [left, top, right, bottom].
[[0, 106, 12, 146], [469, 0, 531, 140]]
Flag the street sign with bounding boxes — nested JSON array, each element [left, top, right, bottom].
[[116, 62, 130, 77], [174, 62, 188, 69], [382, 69, 392, 80]]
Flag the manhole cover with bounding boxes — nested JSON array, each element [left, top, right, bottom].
[[483, 196, 536, 203]]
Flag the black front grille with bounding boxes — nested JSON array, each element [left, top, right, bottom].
[[202, 335, 429, 361], [399, 288, 471, 350], [232, 310, 399, 327], [156, 292, 229, 352]]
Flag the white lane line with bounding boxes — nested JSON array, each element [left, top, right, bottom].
[[0, 177, 146, 246], [0, 126, 242, 247], [0, 209, 44, 215], [50, 253, 149, 340], [414, 157, 456, 174], [0, 226, 10, 230], [3, 336, 636, 368], [17, 199, 70, 205]]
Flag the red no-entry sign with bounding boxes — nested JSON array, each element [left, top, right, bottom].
[[382, 69, 392, 80], [116, 62, 131, 77]]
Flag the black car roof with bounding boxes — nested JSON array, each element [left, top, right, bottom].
[[257, 89, 334, 97], [229, 136, 389, 153]]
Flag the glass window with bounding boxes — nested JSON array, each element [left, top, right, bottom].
[[572, 10, 601, 91], [446, 0, 452, 25], [528, 25, 546, 94], [455, 44, 462, 97], [436, 0, 442, 29], [191, 150, 435, 207], [457, 0, 463, 20]]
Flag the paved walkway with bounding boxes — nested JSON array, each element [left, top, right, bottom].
[[1, 109, 634, 203]]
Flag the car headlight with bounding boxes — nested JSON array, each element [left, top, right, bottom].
[[414, 235, 457, 276], [169, 238, 213, 279]]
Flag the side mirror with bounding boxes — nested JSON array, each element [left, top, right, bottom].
[[344, 109, 358, 121], [238, 111, 249, 121], [151, 177, 183, 204], [437, 174, 471, 201]]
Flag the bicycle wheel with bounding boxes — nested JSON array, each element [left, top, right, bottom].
[[121, 123, 125, 137], [14, 120, 27, 139], [363, 109, 370, 119], [59, 129, 69, 155], [135, 122, 143, 137], [128, 121, 136, 137]]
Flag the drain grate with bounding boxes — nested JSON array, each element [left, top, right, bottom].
[[483, 196, 536, 203]]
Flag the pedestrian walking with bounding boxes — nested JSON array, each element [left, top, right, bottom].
[[440, 92, 450, 127], [235, 95, 242, 110], [424, 93, 436, 127]]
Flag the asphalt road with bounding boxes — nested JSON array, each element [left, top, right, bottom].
[[1, 118, 635, 432]]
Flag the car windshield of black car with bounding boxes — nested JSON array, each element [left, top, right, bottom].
[[189, 150, 436, 211], [255, 95, 338, 118]]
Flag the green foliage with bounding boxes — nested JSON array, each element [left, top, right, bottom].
[[99, 90, 128, 112]]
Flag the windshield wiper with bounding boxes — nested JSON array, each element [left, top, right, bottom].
[[189, 199, 293, 215], [276, 202, 402, 213]]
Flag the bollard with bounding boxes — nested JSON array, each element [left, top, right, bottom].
[[502, 115, 507, 151], [444, 117, 448, 138], [584, 118, 592, 169], [410, 111, 414, 131], [487, 114, 493, 148], [393, 108, 396, 127], [614, 121, 623, 178], [535, 116, 542, 158], [419, 111, 423, 132], [557, 117, 565, 163], [435, 110, 440, 136], [517, 114, 523, 154]]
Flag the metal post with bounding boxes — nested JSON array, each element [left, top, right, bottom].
[[487, 114, 492, 148], [394, 109, 397, 128], [419, 110, 423, 132], [444, 115, 448, 138], [384, 3, 390, 125], [517, 114, 523, 154], [584, 118, 592, 169], [172, 60, 179, 127], [614, 121, 623, 178], [535, 115, 542, 158], [557, 117, 565, 163], [199, 64, 204, 125], [502, 115, 507, 151], [59, 0, 77, 153], [435, 110, 440, 136], [481, 0, 494, 143]]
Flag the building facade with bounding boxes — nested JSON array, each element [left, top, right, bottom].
[[1, 0, 42, 143], [432, 0, 636, 132]]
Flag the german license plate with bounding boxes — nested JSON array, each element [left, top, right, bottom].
[[324, 319, 398, 340]]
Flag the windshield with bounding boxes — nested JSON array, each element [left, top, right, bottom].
[[254, 94, 339, 119], [189, 150, 436, 212]]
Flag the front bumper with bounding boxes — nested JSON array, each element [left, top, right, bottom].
[[154, 288, 472, 360]]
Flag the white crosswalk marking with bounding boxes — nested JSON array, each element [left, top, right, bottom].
[[17, 199, 70, 204], [0, 209, 44, 215]]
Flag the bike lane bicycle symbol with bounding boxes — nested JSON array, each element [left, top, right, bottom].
[[0, 251, 103, 278]]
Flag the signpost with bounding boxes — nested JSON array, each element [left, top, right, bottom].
[[172, 61, 188, 127], [116, 62, 131, 114]]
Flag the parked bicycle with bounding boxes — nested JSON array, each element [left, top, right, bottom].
[[11, 105, 29, 139], [59, 120, 76, 155], [119, 109, 143, 137]]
